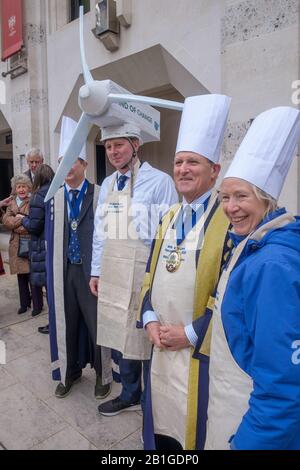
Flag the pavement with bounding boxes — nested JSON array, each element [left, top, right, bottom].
[[0, 227, 142, 451]]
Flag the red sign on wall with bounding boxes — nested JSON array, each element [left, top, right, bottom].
[[1, 0, 24, 61]]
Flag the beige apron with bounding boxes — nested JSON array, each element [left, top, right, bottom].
[[150, 205, 207, 448], [97, 161, 152, 360], [205, 212, 295, 450]]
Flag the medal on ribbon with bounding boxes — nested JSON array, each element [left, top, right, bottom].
[[64, 180, 88, 231], [166, 247, 182, 273], [71, 220, 78, 231]]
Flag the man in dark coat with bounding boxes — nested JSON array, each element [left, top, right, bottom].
[[45, 116, 112, 399]]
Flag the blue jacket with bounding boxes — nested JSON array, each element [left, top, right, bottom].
[[222, 209, 300, 450], [22, 184, 49, 287]]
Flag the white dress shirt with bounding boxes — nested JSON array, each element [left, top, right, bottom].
[[91, 162, 178, 277], [64, 179, 87, 219]]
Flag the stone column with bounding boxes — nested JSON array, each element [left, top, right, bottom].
[[10, 0, 50, 173]]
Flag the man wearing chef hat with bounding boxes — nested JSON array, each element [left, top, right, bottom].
[[138, 94, 232, 450], [89, 122, 178, 417], [47, 116, 112, 400], [205, 106, 300, 450]]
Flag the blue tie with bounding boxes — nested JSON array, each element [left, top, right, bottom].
[[67, 189, 81, 264], [177, 206, 196, 245], [183, 205, 196, 234], [70, 189, 79, 210], [117, 175, 128, 191]]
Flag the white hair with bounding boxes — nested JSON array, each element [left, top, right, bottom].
[[10, 174, 32, 194], [251, 185, 278, 215], [26, 148, 44, 160]]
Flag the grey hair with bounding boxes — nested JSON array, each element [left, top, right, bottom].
[[252, 185, 278, 216], [26, 148, 44, 160], [10, 174, 32, 194]]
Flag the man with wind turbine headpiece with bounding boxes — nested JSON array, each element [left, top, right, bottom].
[[89, 122, 178, 418], [45, 6, 179, 411]]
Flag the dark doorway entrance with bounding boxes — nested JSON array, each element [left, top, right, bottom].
[[95, 144, 107, 185], [0, 159, 13, 199]]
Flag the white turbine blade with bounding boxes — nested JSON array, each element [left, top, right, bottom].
[[45, 113, 91, 202], [79, 5, 93, 84], [108, 93, 184, 111]]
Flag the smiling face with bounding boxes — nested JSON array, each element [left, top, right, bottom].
[[104, 138, 139, 173], [16, 183, 30, 200], [174, 152, 220, 203], [220, 178, 268, 235]]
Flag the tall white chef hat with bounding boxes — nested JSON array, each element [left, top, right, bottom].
[[59, 116, 87, 161], [175, 94, 231, 163], [224, 106, 300, 200]]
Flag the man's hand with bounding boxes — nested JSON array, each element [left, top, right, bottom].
[[159, 324, 190, 351], [146, 321, 165, 349], [89, 277, 99, 297]]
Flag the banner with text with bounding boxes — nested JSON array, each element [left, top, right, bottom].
[[1, 0, 23, 61]]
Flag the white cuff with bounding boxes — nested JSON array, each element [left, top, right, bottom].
[[184, 324, 198, 347], [143, 310, 159, 329]]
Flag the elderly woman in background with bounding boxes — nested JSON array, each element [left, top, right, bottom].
[[3, 175, 34, 314], [0, 196, 13, 275], [205, 107, 300, 450]]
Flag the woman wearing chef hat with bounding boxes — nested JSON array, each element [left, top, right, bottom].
[[205, 106, 300, 450]]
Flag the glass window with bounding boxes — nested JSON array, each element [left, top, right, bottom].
[[70, 0, 90, 22]]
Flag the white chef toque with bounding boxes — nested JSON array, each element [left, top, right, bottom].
[[175, 94, 231, 163], [59, 116, 87, 161]]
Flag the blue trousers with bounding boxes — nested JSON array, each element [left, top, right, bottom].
[[113, 349, 150, 408]]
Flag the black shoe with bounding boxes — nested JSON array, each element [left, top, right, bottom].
[[94, 376, 112, 399], [32, 308, 42, 317], [55, 372, 82, 398], [18, 306, 28, 314], [38, 324, 49, 334], [98, 396, 141, 416]]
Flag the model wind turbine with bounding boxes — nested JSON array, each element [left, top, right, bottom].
[[45, 6, 184, 202]]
